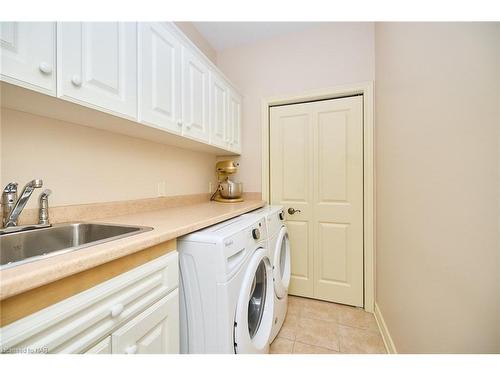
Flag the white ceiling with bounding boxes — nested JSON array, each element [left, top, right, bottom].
[[192, 22, 320, 51]]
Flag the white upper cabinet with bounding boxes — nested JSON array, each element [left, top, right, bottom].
[[138, 23, 182, 134], [1, 22, 242, 155], [209, 71, 229, 148], [228, 90, 242, 153], [181, 46, 210, 143], [0, 22, 56, 95], [209, 71, 242, 153], [57, 22, 137, 119]]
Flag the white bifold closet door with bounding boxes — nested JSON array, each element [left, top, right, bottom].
[[270, 96, 364, 307]]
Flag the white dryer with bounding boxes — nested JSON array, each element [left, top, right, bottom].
[[243, 206, 291, 342], [178, 215, 274, 354]]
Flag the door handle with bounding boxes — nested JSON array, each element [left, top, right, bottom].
[[288, 207, 301, 215]]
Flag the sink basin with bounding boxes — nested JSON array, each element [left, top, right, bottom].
[[0, 223, 153, 269]]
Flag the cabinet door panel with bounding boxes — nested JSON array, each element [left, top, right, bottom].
[[209, 71, 228, 148], [139, 23, 182, 134], [228, 90, 242, 153], [84, 336, 111, 354], [0, 22, 56, 95], [182, 46, 209, 142], [112, 290, 179, 354], [58, 22, 137, 119]]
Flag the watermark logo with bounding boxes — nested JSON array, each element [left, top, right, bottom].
[[1, 346, 49, 354]]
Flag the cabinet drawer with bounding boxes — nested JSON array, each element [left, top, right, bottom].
[[0, 251, 178, 354], [112, 290, 179, 354], [84, 336, 111, 354]]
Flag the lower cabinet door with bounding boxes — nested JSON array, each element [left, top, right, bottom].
[[111, 289, 179, 354], [85, 336, 112, 354]]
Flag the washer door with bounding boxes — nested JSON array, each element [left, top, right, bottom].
[[234, 248, 274, 354], [273, 226, 291, 299]]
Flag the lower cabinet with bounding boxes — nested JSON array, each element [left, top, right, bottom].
[[112, 290, 179, 354], [0, 251, 179, 354], [85, 337, 112, 354], [84, 291, 179, 354]]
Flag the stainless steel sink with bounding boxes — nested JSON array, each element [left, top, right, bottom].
[[0, 223, 153, 269]]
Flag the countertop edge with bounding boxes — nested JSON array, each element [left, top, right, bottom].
[[0, 200, 265, 301]]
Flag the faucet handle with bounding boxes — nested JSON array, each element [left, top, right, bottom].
[[31, 179, 43, 188], [3, 182, 18, 193], [39, 189, 52, 225], [40, 189, 52, 198]]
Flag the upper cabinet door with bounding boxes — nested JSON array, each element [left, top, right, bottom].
[[0, 22, 56, 95], [209, 71, 229, 149], [138, 23, 182, 134], [181, 46, 209, 143], [228, 90, 242, 153], [58, 22, 137, 119]]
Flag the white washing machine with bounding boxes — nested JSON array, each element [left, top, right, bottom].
[[243, 205, 291, 342], [178, 215, 274, 354]]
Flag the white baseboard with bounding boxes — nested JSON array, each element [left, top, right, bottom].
[[374, 302, 398, 354]]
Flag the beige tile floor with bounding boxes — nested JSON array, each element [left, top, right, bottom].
[[270, 295, 386, 354]]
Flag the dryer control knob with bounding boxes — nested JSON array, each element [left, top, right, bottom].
[[252, 228, 260, 240], [279, 211, 284, 221]]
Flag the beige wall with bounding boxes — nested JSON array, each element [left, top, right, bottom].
[[216, 23, 375, 191], [375, 22, 500, 353], [174, 22, 217, 64], [1, 109, 216, 209]]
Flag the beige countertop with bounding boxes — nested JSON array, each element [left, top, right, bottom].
[[0, 199, 265, 300]]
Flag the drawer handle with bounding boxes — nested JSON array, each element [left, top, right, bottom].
[[110, 303, 124, 318], [71, 75, 82, 87], [39, 62, 52, 75], [124, 344, 138, 354]]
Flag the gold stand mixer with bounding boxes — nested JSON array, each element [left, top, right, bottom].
[[210, 160, 244, 203]]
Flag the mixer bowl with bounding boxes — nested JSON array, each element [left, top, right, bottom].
[[219, 181, 243, 199]]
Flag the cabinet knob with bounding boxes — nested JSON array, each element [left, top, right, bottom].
[[38, 62, 52, 75], [177, 120, 183, 127], [110, 303, 124, 318], [186, 123, 192, 130], [71, 75, 82, 87], [124, 344, 138, 354]]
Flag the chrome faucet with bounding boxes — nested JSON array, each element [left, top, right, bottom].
[[1, 182, 18, 227], [2, 179, 44, 229]]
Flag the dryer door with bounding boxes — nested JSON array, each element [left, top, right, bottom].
[[233, 248, 274, 354], [273, 226, 291, 299]]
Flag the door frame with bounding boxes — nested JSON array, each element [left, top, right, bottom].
[[260, 81, 375, 313]]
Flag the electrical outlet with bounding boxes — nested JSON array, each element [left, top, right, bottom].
[[157, 181, 166, 197], [208, 181, 213, 193]]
